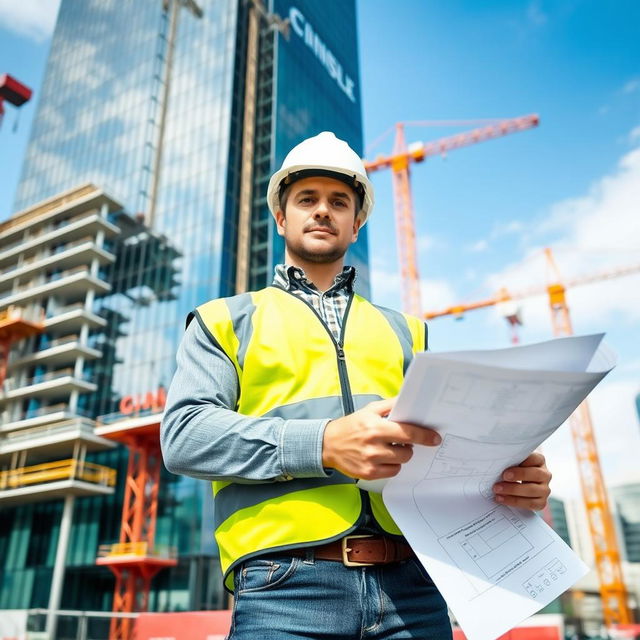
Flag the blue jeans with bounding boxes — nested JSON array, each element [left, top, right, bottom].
[[227, 551, 452, 639]]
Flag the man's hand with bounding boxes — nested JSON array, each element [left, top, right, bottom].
[[322, 398, 441, 480], [493, 452, 552, 511]]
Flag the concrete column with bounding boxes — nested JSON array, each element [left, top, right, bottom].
[[46, 494, 75, 640], [68, 389, 79, 413], [77, 443, 87, 477], [79, 322, 89, 345], [84, 289, 95, 312], [74, 356, 85, 379]]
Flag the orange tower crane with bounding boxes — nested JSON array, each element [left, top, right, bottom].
[[364, 114, 539, 316], [424, 248, 638, 626]]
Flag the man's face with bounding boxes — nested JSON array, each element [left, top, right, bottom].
[[275, 176, 362, 264]]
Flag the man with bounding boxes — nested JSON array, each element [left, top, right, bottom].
[[161, 132, 552, 639]]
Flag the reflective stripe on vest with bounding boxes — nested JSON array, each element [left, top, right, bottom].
[[194, 286, 426, 590]]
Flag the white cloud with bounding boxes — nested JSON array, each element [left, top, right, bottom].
[[0, 0, 60, 42], [470, 239, 488, 253], [420, 278, 456, 311], [484, 139, 640, 332], [499, 220, 524, 235], [370, 266, 456, 314], [526, 0, 548, 26], [622, 77, 640, 95], [630, 125, 640, 143], [416, 233, 437, 252], [467, 220, 523, 253]]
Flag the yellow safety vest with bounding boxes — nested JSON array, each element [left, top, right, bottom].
[[193, 285, 426, 590]]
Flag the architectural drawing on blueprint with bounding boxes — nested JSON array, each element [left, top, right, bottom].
[[408, 434, 528, 538], [521, 558, 568, 599], [436, 372, 583, 441], [408, 432, 555, 595], [437, 508, 554, 595], [426, 434, 516, 480]]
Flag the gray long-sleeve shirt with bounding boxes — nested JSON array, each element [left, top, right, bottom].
[[160, 265, 357, 484], [160, 316, 330, 483]]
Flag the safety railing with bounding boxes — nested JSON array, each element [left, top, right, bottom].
[[47, 264, 90, 282], [0, 256, 42, 276], [3, 416, 95, 444], [52, 235, 97, 254], [4, 402, 70, 423], [0, 209, 106, 259], [36, 333, 81, 349], [0, 458, 116, 491], [0, 267, 93, 301], [5, 367, 94, 390], [46, 301, 87, 317], [97, 542, 177, 559], [0, 236, 96, 277]]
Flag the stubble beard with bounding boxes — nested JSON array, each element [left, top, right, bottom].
[[285, 233, 349, 264]]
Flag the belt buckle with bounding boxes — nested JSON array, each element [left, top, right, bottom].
[[341, 534, 375, 567]]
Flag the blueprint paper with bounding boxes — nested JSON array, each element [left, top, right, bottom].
[[378, 334, 614, 640]]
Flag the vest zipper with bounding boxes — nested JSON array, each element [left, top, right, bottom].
[[336, 294, 355, 415], [271, 285, 356, 416]]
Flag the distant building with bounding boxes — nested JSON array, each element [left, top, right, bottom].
[[548, 496, 571, 547], [565, 497, 594, 565], [610, 482, 640, 563]]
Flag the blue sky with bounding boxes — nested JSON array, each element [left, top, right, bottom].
[[0, 0, 639, 501]]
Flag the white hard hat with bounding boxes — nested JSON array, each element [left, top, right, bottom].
[[267, 131, 374, 224]]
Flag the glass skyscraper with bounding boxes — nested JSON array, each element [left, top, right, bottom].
[[2, 0, 368, 619]]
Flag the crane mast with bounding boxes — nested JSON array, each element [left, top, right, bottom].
[[544, 249, 631, 626], [391, 124, 422, 316]]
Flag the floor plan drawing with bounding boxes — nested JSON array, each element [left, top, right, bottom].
[[522, 559, 568, 599]]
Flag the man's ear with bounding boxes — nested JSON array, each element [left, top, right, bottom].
[[351, 215, 363, 243], [275, 209, 286, 237]]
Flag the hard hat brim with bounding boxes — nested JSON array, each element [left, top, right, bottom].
[[267, 163, 374, 224]]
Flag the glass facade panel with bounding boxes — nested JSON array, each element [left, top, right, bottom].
[[548, 496, 571, 548], [3, 0, 366, 615], [611, 483, 640, 563]]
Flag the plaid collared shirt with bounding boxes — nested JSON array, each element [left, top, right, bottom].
[[272, 264, 356, 342]]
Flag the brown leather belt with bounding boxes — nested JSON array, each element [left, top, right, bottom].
[[289, 534, 415, 567]]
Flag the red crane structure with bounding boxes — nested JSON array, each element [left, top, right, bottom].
[[0, 73, 32, 129], [423, 248, 638, 626], [0, 307, 43, 388], [364, 114, 539, 316], [95, 408, 175, 640]]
